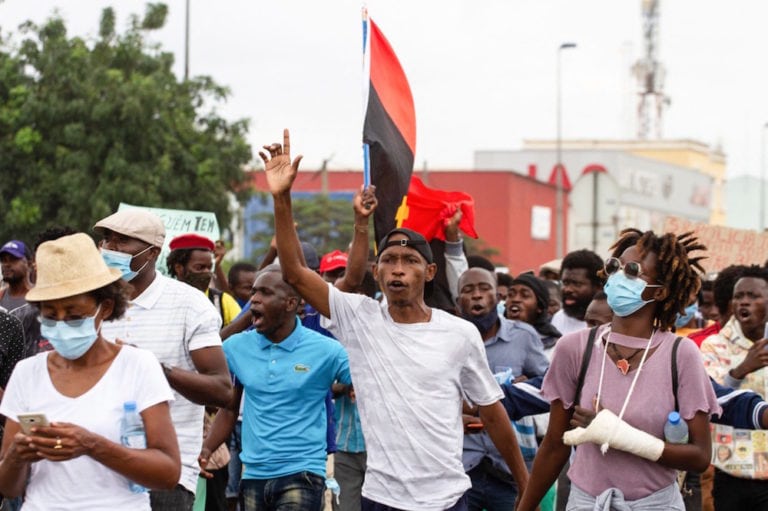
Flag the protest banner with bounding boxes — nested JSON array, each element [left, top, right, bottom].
[[662, 217, 768, 272], [118, 203, 220, 275], [711, 423, 768, 479]]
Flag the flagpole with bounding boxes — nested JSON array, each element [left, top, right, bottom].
[[362, 7, 371, 191]]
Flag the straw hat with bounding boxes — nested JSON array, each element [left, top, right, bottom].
[[26, 233, 122, 302]]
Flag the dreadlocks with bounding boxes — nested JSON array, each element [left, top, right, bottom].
[[608, 228, 706, 331], [166, 248, 194, 278]]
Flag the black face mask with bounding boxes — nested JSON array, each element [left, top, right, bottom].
[[183, 271, 212, 292], [461, 307, 499, 335]]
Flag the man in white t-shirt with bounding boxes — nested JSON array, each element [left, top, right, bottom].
[[94, 209, 233, 511], [260, 130, 529, 511]]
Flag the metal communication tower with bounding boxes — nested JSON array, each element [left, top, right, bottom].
[[632, 0, 670, 139]]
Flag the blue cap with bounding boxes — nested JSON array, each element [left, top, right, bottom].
[[668, 411, 681, 424], [0, 240, 30, 260], [123, 401, 138, 411]]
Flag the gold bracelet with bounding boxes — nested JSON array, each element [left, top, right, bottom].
[[354, 225, 369, 233]]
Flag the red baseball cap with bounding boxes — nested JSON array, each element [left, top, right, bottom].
[[319, 250, 348, 273], [169, 233, 215, 252]]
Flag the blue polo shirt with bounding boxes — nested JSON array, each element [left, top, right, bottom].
[[223, 317, 351, 479]]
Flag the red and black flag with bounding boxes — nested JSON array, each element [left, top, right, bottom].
[[362, 12, 416, 244]]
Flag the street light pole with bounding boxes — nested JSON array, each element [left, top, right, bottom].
[[761, 123, 768, 232], [184, 0, 190, 81], [556, 42, 577, 259]]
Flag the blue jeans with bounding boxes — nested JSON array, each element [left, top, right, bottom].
[[227, 421, 243, 499], [361, 494, 468, 511], [240, 472, 325, 511], [466, 464, 517, 511]]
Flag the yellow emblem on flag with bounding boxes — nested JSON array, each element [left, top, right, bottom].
[[395, 195, 409, 228]]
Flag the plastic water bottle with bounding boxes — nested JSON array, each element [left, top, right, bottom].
[[120, 401, 147, 493], [663, 411, 689, 444]]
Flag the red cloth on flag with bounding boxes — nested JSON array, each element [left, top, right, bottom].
[[400, 177, 478, 242]]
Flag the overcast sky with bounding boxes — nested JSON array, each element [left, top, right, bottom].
[[2, 0, 767, 181]]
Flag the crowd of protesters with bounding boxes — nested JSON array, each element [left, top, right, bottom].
[[0, 129, 766, 511]]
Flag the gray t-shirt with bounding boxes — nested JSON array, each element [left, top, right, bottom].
[[0, 291, 27, 314]]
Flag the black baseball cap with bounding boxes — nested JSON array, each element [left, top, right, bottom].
[[377, 228, 433, 264]]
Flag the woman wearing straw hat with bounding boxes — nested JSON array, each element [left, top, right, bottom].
[[0, 233, 180, 510]]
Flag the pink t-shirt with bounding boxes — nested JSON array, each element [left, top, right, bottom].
[[541, 326, 720, 500]]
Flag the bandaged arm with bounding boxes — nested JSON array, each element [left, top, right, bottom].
[[563, 409, 712, 472]]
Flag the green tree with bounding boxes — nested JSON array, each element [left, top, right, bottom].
[[250, 192, 370, 260], [0, 4, 252, 245]]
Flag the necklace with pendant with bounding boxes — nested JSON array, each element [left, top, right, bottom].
[[608, 342, 646, 375], [594, 328, 656, 454]]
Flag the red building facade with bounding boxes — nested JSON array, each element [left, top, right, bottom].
[[248, 169, 565, 274]]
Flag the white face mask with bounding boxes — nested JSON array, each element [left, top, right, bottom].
[[604, 271, 661, 317], [100, 246, 152, 281], [39, 305, 102, 360]]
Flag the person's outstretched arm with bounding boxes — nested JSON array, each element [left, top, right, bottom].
[[443, 210, 467, 302], [213, 241, 230, 293], [335, 186, 377, 293], [257, 236, 278, 271], [500, 376, 550, 420], [198, 385, 242, 478], [261, 129, 331, 317], [710, 376, 768, 429]]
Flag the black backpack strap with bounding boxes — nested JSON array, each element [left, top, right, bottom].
[[574, 327, 599, 408], [207, 288, 225, 322], [671, 336, 683, 412]]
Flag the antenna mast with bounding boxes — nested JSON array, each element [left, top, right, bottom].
[[632, 0, 670, 139]]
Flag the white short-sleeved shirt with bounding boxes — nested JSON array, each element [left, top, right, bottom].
[[101, 274, 222, 493], [552, 309, 587, 336], [324, 284, 502, 511], [0, 346, 173, 510]]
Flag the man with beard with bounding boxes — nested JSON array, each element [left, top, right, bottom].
[[456, 267, 548, 510], [551, 249, 603, 335], [167, 233, 241, 327], [700, 265, 768, 509], [0, 240, 33, 312]]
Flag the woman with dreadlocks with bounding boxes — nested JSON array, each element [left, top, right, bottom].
[[518, 229, 720, 510]]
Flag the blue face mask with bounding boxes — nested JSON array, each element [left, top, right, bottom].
[[675, 303, 698, 329], [101, 246, 151, 281], [604, 271, 660, 317], [40, 306, 102, 360]]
